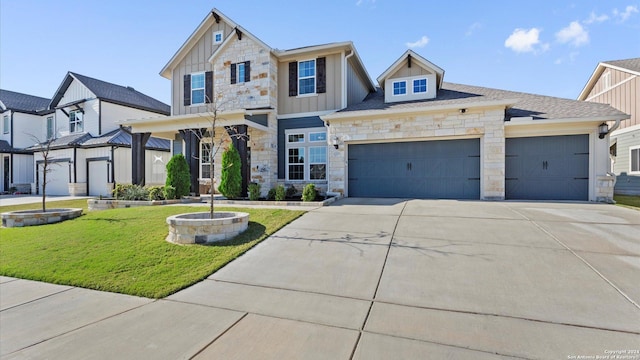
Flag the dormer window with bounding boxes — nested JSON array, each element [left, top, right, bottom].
[[393, 81, 406, 96], [69, 110, 83, 133], [213, 30, 223, 45], [413, 78, 427, 93]]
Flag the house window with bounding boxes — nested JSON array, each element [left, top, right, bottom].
[[69, 110, 83, 133], [413, 78, 427, 93], [213, 30, 223, 45], [46, 116, 54, 139], [191, 73, 205, 105], [298, 60, 316, 95], [201, 142, 213, 179], [286, 128, 327, 181], [393, 81, 406, 95], [631, 146, 640, 174], [2, 115, 8, 134], [237, 63, 245, 84]]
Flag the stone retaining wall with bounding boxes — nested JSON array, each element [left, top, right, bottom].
[[166, 212, 249, 244], [2, 208, 83, 228]]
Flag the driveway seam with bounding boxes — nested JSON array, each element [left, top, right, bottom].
[[507, 207, 640, 311], [188, 312, 248, 360], [0, 286, 74, 312]]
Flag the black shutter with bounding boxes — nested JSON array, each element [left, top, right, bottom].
[[183, 74, 191, 106], [244, 61, 251, 83], [205, 71, 213, 103], [230, 63, 237, 84], [316, 57, 326, 94], [289, 62, 298, 96]]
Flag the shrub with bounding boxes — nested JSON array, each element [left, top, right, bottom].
[[302, 183, 317, 202], [218, 143, 242, 199], [267, 187, 277, 200], [112, 184, 149, 200], [147, 186, 165, 201], [274, 185, 286, 201], [286, 185, 297, 199], [163, 185, 176, 200], [165, 154, 191, 199], [248, 183, 261, 201]]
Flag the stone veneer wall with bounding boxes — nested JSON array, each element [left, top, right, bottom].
[[327, 107, 506, 199], [68, 183, 87, 196], [248, 114, 278, 196]]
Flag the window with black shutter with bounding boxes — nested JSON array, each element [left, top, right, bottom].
[[316, 57, 326, 94], [230, 61, 251, 84], [183, 74, 191, 106], [289, 62, 298, 96]]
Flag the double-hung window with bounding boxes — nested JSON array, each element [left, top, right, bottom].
[[69, 110, 83, 133], [393, 81, 406, 96], [201, 143, 213, 179], [286, 128, 327, 181], [46, 116, 54, 139], [298, 60, 316, 95], [2, 115, 8, 134], [631, 146, 640, 174], [191, 73, 205, 105]]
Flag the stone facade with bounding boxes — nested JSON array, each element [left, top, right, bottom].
[[327, 107, 506, 199]]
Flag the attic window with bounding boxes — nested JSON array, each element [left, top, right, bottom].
[[393, 81, 407, 96], [213, 30, 223, 45], [413, 78, 427, 93], [69, 110, 83, 133]]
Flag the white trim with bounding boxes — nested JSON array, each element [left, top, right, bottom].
[[504, 115, 628, 127], [213, 30, 223, 45], [377, 49, 445, 90], [412, 78, 428, 94], [189, 72, 206, 106], [297, 59, 316, 96], [630, 145, 640, 174], [610, 123, 640, 136], [392, 80, 407, 96], [284, 127, 327, 182], [277, 110, 337, 120], [584, 74, 637, 102], [2, 114, 8, 134]]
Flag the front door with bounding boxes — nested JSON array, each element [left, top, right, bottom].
[[3, 156, 9, 192]]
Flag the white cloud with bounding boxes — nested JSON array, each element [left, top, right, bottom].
[[555, 21, 589, 47], [584, 11, 609, 24], [613, 5, 638, 22], [466, 22, 483, 36], [504, 28, 545, 53], [406, 35, 430, 48]]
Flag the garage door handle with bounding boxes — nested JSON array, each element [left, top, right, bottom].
[[573, 177, 588, 180], [506, 178, 518, 180], [407, 162, 412, 171]]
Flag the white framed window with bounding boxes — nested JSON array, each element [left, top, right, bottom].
[[2, 115, 8, 134], [298, 59, 316, 95], [285, 128, 327, 181], [46, 116, 54, 139], [213, 30, 223, 45], [413, 78, 427, 93], [237, 63, 246, 84], [393, 81, 406, 96], [603, 71, 611, 90], [630, 146, 640, 174], [191, 73, 205, 105], [69, 110, 83, 133], [200, 142, 213, 179]]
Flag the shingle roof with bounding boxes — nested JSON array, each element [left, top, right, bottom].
[[51, 72, 170, 115], [603, 58, 640, 73], [0, 89, 51, 114], [0, 140, 12, 152], [338, 82, 628, 120]]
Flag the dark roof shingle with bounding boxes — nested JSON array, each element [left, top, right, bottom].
[[603, 58, 640, 73], [0, 89, 51, 114]]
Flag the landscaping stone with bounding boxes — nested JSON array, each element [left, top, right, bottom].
[[165, 211, 249, 244], [1, 208, 82, 228], [87, 198, 201, 211]]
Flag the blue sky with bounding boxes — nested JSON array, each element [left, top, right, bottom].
[[1, 0, 638, 105]]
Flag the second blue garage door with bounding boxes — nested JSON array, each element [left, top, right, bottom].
[[348, 139, 480, 199]]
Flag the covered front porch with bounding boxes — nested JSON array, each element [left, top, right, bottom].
[[119, 109, 274, 196]]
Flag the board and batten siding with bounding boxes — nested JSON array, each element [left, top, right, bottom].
[[346, 58, 371, 106], [101, 101, 167, 135], [390, 61, 433, 78], [59, 79, 96, 105], [171, 21, 234, 116], [12, 154, 34, 186], [12, 113, 43, 148], [613, 127, 640, 195], [277, 53, 343, 115], [586, 68, 638, 130]]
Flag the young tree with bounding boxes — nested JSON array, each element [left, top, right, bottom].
[[165, 154, 190, 199], [28, 134, 57, 212]]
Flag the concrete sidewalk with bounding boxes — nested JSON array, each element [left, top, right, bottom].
[[1, 199, 639, 359], [0, 195, 91, 207]]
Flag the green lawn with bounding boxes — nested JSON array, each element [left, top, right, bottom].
[[0, 203, 304, 298], [614, 195, 640, 210]]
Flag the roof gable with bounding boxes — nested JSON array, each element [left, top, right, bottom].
[[50, 72, 170, 115], [377, 50, 444, 90], [0, 89, 51, 114], [577, 57, 640, 100]]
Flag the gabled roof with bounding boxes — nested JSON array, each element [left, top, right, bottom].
[[326, 82, 628, 122], [377, 50, 445, 90], [0, 89, 52, 114], [577, 57, 640, 100], [161, 8, 270, 79], [50, 72, 170, 115], [82, 127, 170, 150], [26, 133, 93, 150]]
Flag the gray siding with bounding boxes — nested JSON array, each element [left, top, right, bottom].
[[613, 128, 640, 195], [171, 21, 235, 116], [277, 53, 343, 115], [390, 61, 433, 78], [277, 116, 324, 179], [585, 68, 638, 130], [346, 58, 370, 106]]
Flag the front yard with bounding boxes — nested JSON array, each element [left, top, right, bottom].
[[0, 200, 304, 298], [614, 194, 640, 209]]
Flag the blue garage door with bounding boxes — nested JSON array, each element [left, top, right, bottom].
[[506, 135, 589, 200], [348, 139, 480, 199]]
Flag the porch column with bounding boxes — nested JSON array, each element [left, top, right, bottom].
[[179, 129, 201, 195], [131, 132, 151, 186], [227, 125, 249, 197]]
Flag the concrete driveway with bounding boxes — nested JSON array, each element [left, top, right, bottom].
[[2, 199, 639, 359]]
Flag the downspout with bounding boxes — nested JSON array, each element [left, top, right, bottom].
[[111, 145, 116, 187], [73, 146, 77, 184], [342, 50, 355, 109], [10, 111, 14, 184], [605, 118, 622, 178], [98, 99, 102, 135]]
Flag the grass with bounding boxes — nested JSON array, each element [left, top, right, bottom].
[[0, 202, 304, 298], [614, 195, 640, 210]]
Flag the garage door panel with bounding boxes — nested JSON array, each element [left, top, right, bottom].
[[348, 139, 480, 199], [39, 162, 69, 196]]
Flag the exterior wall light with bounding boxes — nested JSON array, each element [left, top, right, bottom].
[[598, 122, 609, 139], [331, 136, 339, 149]]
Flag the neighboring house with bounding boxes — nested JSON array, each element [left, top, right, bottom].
[[123, 8, 627, 202], [0, 72, 171, 197], [0, 90, 53, 193], [578, 58, 640, 195]]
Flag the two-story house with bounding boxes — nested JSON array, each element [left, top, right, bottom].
[[1, 72, 172, 197], [124, 8, 627, 202], [578, 58, 640, 195], [0, 90, 53, 194]]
